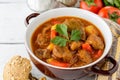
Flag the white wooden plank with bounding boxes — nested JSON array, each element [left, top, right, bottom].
[[0, 3, 33, 43], [0, 0, 25, 3]]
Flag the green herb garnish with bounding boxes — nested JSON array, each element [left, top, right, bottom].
[[70, 30, 81, 41], [56, 24, 68, 38], [51, 24, 81, 47], [51, 36, 68, 47]]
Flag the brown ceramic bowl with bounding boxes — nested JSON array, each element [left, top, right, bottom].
[[25, 8, 118, 80]]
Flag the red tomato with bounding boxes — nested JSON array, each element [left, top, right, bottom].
[[80, 0, 103, 14], [98, 6, 120, 24]]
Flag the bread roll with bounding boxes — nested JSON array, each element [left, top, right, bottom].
[[3, 56, 32, 80]]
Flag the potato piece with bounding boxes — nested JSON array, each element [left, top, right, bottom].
[[85, 25, 99, 35], [3, 56, 32, 80]]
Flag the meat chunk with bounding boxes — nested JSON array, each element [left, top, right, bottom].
[[70, 41, 82, 50], [35, 49, 51, 59], [86, 34, 104, 50], [69, 55, 79, 67], [52, 46, 73, 62], [36, 33, 50, 48], [42, 26, 51, 35], [77, 50, 92, 64], [63, 19, 86, 40], [63, 19, 84, 31]]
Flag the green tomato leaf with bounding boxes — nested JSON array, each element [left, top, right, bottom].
[[103, 0, 114, 6], [51, 36, 68, 47], [107, 0, 114, 6], [114, 0, 120, 9], [70, 30, 81, 41], [56, 24, 68, 37], [108, 11, 120, 22], [84, 0, 96, 6]]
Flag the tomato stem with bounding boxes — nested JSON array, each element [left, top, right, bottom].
[[108, 11, 120, 22], [84, 0, 96, 7]]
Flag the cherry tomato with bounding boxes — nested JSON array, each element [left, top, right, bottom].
[[98, 6, 120, 24], [80, 0, 103, 14]]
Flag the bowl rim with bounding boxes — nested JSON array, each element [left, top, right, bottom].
[[25, 7, 113, 70]]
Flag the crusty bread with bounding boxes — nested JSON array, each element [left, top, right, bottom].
[[3, 56, 32, 80]]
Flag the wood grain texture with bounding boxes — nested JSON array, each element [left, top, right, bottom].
[[112, 37, 120, 80], [96, 19, 120, 80]]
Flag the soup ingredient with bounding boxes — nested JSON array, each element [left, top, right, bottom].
[[51, 24, 81, 47], [98, 6, 120, 24], [70, 30, 81, 41], [3, 56, 32, 80], [51, 24, 57, 39], [63, 19, 84, 31], [51, 24, 68, 47], [36, 33, 50, 48], [51, 36, 68, 47], [86, 34, 104, 50], [80, 0, 103, 13], [103, 0, 120, 9], [47, 58, 70, 67], [82, 43, 93, 53], [63, 19, 86, 40], [56, 24, 68, 38], [47, 43, 54, 51], [51, 30, 57, 39], [51, 19, 61, 25], [85, 25, 99, 35], [77, 50, 93, 64], [35, 49, 51, 59], [70, 41, 82, 51], [52, 45, 73, 62], [93, 50, 103, 59]]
